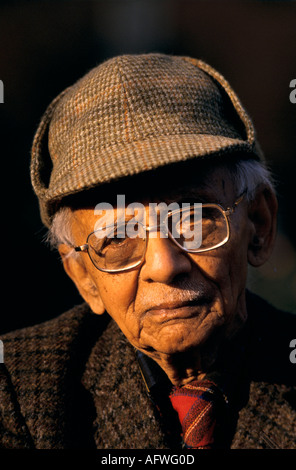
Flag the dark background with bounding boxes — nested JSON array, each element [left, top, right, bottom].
[[1, 0, 295, 334]]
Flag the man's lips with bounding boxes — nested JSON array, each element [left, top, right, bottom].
[[145, 298, 211, 323]]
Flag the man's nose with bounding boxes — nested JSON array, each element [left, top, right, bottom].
[[140, 234, 192, 284]]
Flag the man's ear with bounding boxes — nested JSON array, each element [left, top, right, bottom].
[[58, 244, 106, 315], [247, 187, 278, 267]]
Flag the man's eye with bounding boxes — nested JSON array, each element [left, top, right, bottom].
[[100, 227, 130, 249], [108, 235, 128, 246]]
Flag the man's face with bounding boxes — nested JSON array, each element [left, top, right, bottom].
[[69, 166, 252, 374]]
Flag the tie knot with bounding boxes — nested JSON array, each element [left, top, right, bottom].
[[169, 379, 229, 449]]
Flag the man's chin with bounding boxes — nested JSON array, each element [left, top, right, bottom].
[[139, 309, 226, 357]]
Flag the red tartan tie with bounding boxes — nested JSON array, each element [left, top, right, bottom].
[[169, 379, 229, 449]]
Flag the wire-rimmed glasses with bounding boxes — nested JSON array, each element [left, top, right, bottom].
[[73, 192, 245, 273]]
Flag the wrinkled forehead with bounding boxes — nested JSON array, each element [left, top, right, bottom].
[[65, 157, 237, 213]]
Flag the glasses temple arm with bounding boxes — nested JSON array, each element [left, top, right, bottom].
[[74, 244, 88, 252], [225, 189, 247, 215]]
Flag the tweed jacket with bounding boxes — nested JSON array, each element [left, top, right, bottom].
[[0, 292, 295, 449]]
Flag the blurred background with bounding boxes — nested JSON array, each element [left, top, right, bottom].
[[0, 0, 295, 334]]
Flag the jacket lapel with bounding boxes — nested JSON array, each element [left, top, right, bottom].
[[82, 319, 169, 449]]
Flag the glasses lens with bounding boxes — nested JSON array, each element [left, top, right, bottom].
[[168, 205, 228, 251], [87, 223, 146, 271]]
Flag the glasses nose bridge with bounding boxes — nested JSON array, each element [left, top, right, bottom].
[[142, 210, 187, 261], [140, 218, 192, 282], [145, 220, 168, 234], [141, 206, 172, 235]]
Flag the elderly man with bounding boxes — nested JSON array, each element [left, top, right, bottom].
[[0, 54, 295, 449]]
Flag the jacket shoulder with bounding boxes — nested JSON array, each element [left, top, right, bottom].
[[231, 292, 296, 449], [0, 304, 109, 448], [246, 291, 296, 385], [1, 303, 93, 345], [232, 380, 296, 449], [1, 303, 104, 372]]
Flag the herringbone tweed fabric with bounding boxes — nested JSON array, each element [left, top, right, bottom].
[[30, 53, 263, 228], [0, 293, 295, 449]]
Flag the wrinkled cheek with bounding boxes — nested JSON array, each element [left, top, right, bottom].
[[96, 270, 142, 341], [190, 252, 231, 291], [190, 251, 238, 318], [218, 254, 248, 320]]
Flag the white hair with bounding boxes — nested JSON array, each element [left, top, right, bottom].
[[47, 159, 275, 251], [230, 159, 275, 201]]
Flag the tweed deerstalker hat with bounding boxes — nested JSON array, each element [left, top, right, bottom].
[[31, 53, 263, 227]]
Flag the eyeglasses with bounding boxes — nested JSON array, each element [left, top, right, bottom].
[[73, 192, 246, 273]]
